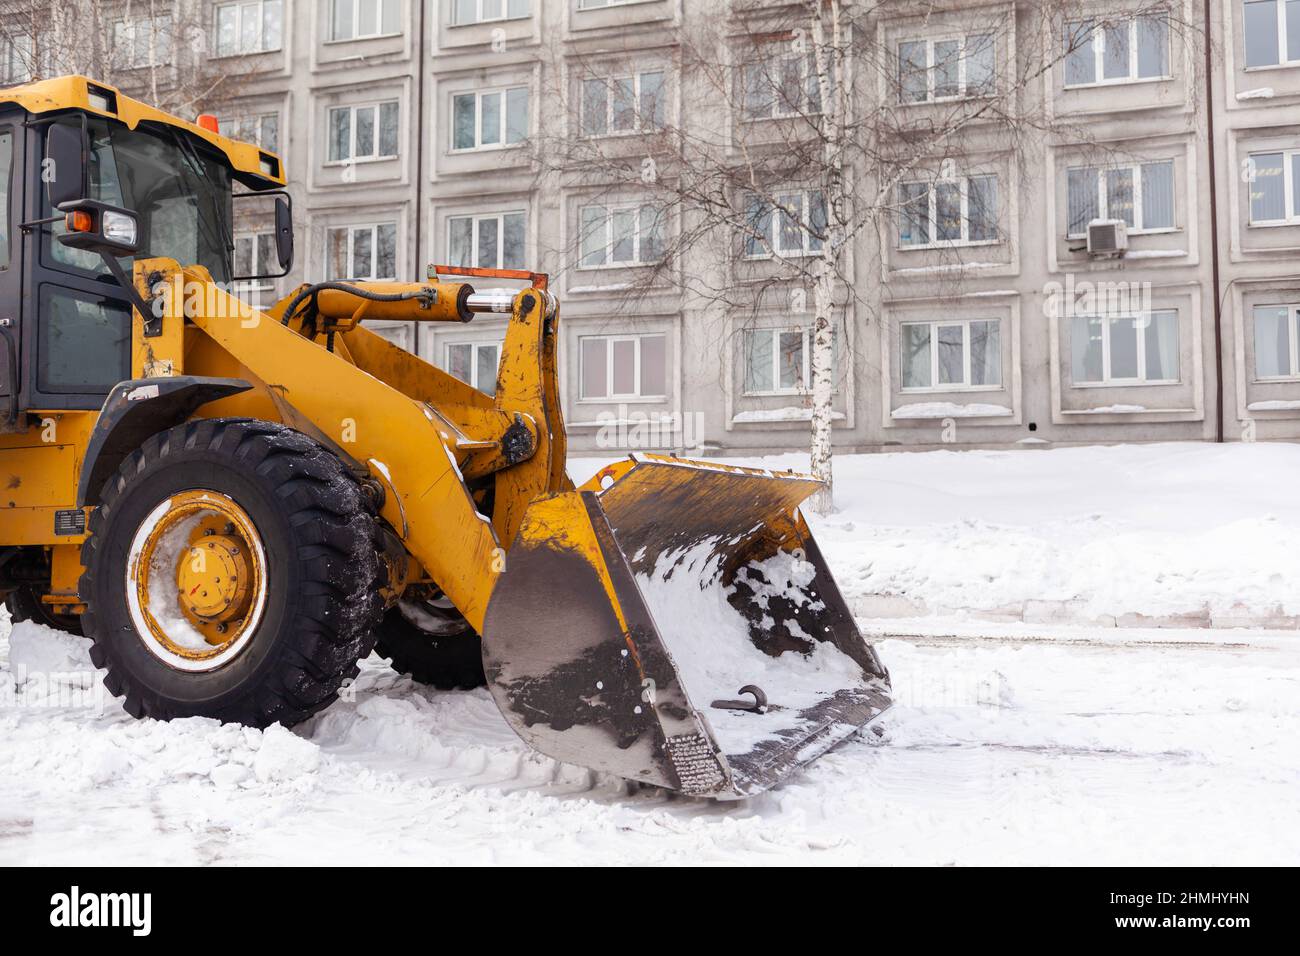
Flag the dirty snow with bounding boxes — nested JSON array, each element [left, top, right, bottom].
[[2, 442, 1299, 865]]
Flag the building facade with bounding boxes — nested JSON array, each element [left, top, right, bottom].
[[7, 0, 1300, 454]]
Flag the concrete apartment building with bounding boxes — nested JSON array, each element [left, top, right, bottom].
[[5, 0, 1299, 455]]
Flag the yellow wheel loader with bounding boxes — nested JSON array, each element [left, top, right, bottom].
[[0, 77, 891, 798]]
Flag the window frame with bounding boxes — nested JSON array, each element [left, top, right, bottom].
[[1246, 148, 1300, 226], [446, 210, 527, 270], [327, 0, 402, 43], [578, 333, 667, 402], [213, 0, 283, 58], [449, 86, 530, 152], [897, 173, 1000, 249], [580, 69, 667, 138], [897, 33, 997, 104], [1243, 0, 1300, 70], [742, 188, 827, 259], [899, 319, 1003, 393], [1252, 302, 1300, 380], [1062, 12, 1172, 88], [741, 327, 840, 396], [1065, 159, 1178, 238], [326, 101, 400, 164], [1, 33, 33, 85], [326, 221, 399, 281], [113, 15, 173, 69], [445, 340, 502, 394], [225, 111, 280, 153], [233, 230, 278, 304], [450, 0, 530, 26], [576, 202, 664, 269], [1070, 310, 1181, 386], [578, 0, 647, 10], [742, 51, 824, 121]]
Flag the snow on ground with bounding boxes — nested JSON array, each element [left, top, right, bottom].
[[2, 442, 1298, 865], [576, 442, 1300, 623], [2, 614, 1298, 865]]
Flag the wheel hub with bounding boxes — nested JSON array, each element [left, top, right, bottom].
[[127, 490, 268, 672]]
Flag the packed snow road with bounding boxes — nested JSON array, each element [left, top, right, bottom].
[[2, 617, 1296, 866]]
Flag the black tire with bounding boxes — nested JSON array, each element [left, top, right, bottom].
[[80, 418, 384, 728], [4, 585, 84, 636], [376, 600, 486, 690]]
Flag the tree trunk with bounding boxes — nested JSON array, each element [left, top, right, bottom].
[[807, 0, 844, 515], [808, 258, 836, 513]]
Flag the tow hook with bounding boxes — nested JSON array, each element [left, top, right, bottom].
[[711, 685, 769, 714]]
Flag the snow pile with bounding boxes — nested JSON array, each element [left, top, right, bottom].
[[891, 402, 1012, 419], [633, 541, 868, 755], [8, 622, 94, 676]]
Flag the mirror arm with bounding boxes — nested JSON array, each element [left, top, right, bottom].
[[99, 254, 160, 337]]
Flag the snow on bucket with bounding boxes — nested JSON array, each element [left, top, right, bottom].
[[481, 454, 892, 798]]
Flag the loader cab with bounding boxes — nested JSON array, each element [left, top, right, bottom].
[[0, 83, 291, 425]]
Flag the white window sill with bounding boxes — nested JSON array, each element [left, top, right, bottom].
[[1243, 62, 1300, 73], [1252, 375, 1300, 384], [899, 92, 996, 106], [212, 47, 282, 59], [323, 156, 399, 167], [1062, 74, 1172, 91], [1247, 399, 1300, 411], [576, 395, 667, 405], [575, 261, 659, 271], [448, 16, 531, 28], [731, 408, 845, 424], [581, 127, 665, 140], [1247, 219, 1300, 229], [323, 32, 403, 45], [449, 143, 526, 155], [1065, 227, 1180, 240], [900, 383, 1004, 395], [741, 111, 826, 124], [1068, 379, 1181, 389], [742, 249, 823, 261], [897, 238, 1001, 251]]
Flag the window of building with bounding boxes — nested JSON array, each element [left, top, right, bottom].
[[215, 1, 282, 56], [451, 87, 529, 150], [330, 0, 401, 42], [578, 203, 663, 267], [234, 231, 277, 308], [1066, 160, 1175, 236], [743, 189, 827, 258], [328, 102, 400, 162], [446, 342, 501, 394], [743, 328, 838, 394], [452, 0, 529, 24], [581, 70, 665, 136], [113, 16, 173, 68], [1247, 149, 1300, 224], [448, 212, 526, 269], [327, 222, 398, 280], [742, 52, 823, 120], [900, 319, 1001, 390], [1071, 310, 1180, 384], [1254, 303, 1300, 378], [225, 112, 280, 153], [1244, 0, 1300, 68], [1064, 13, 1170, 86], [898, 173, 999, 247], [1, 33, 32, 85], [898, 33, 996, 103], [579, 334, 666, 399]]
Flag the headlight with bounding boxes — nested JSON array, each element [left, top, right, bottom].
[[102, 210, 138, 245]]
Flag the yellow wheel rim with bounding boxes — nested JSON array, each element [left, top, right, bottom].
[[126, 490, 268, 672]]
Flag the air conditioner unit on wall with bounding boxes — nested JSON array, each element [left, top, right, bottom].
[[1087, 219, 1128, 257]]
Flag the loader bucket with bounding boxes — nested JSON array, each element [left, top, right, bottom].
[[481, 454, 892, 799]]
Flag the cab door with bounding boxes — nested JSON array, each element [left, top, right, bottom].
[[0, 109, 23, 426]]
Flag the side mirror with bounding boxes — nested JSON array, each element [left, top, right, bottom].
[[56, 199, 139, 258], [274, 196, 293, 271], [45, 123, 89, 209]]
